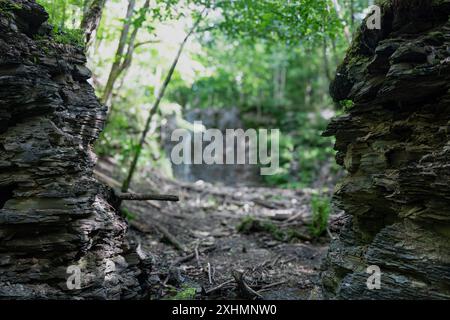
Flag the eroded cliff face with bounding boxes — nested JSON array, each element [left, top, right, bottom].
[[0, 0, 150, 299], [322, 0, 450, 299]]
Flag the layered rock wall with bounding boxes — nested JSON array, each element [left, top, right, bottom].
[[322, 0, 450, 299], [0, 0, 149, 299]]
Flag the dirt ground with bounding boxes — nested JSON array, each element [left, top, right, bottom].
[[95, 158, 333, 300]]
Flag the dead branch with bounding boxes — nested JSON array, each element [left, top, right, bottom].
[[117, 192, 179, 202], [171, 245, 217, 266], [205, 279, 234, 295], [130, 220, 186, 252], [134, 39, 160, 48], [253, 199, 280, 209], [257, 280, 287, 293], [94, 170, 162, 209], [207, 262, 213, 284], [158, 177, 295, 208], [232, 270, 263, 300], [194, 242, 201, 268]]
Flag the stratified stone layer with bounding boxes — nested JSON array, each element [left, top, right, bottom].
[[322, 0, 450, 299], [0, 0, 150, 299]]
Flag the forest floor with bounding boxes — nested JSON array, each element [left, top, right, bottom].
[[95, 158, 336, 300]]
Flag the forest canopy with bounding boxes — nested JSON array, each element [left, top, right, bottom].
[[35, 0, 374, 188]]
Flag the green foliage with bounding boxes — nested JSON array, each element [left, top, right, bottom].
[[95, 91, 173, 178], [0, 0, 22, 12], [121, 207, 136, 221], [168, 285, 197, 300], [340, 99, 355, 112], [96, 110, 139, 160], [199, 0, 343, 44], [309, 194, 331, 237], [35, 0, 85, 47], [167, 33, 341, 189], [236, 216, 284, 241], [52, 26, 85, 47], [237, 216, 284, 241], [262, 112, 338, 188], [167, 39, 337, 112], [0, 0, 22, 20], [36, 0, 84, 29], [57, 0, 359, 189], [236, 216, 258, 233], [237, 216, 312, 242]]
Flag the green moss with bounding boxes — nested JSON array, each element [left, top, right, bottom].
[[33, 26, 84, 51], [237, 216, 311, 242], [169, 285, 197, 300], [0, 0, 22, 17], [51, 27, 85, 47], [0, 0, 22, 10], [236, 216, 257, 233], [261, 221, 285, 241], [340, 99, 355, 112], [286, 228, 312, 241], [237, 216, 285, 240]]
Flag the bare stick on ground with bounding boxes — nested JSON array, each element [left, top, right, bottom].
[[171, 245, 217, 266], [257, 280, 287, 293], [232, 270, 263, 300], [117, 192, 179, 202], [130, 220, 186, 252], [205, 280, 234, 295]]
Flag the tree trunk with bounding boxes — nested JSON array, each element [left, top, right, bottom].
[[101, 0, 137, 105], [61, 0, 67, 29], [101, 0, 152, 110], [80, 0, 107, 46], [322, 37, 332, 82], [121, 10, 206, 193], [350, 0, 355, 28]]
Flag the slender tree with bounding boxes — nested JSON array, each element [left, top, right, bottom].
[[350, 0, 355, 29], [322, 37, 332, 82], [101, 0, 139, 105], [61, 0, 67, 29], [121, 9, 207, 193], [101, 0, 156, 109]]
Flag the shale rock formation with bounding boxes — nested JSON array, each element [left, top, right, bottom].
[[0, 0, 151, 299], [322, 0, 450, 299]]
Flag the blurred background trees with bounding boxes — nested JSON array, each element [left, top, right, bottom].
[[36, 0, 374, 190]]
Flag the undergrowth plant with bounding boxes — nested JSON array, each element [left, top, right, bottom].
[[237, 216, 312, 242], [51, 26, 84, 47], [168, 285, 197, 300], [309, 194, 331, 237]]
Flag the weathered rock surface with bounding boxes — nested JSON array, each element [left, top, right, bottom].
[[0, 0, 151, 299], [322, 0, 450, 299]]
